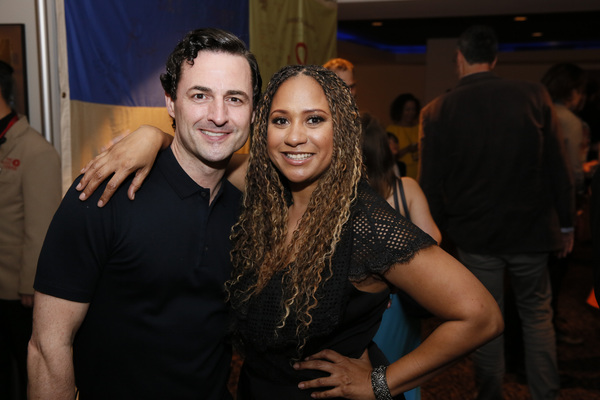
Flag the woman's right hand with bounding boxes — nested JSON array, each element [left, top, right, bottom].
[[76, 125, 173, 207]]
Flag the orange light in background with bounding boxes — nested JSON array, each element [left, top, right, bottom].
[[532, 32, 543, 37], [514, 16, 527, 22], [372, 21, 383, 27]]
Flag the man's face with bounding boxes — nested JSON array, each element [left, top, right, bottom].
[[166, 51, 253, 169], [333, 69, 356, 97]]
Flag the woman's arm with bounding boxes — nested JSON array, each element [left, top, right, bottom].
[[77, 125, 172, 207], [402, 177, 442, 243], [382, 246, 502, 395], [295, 246, 503, 399]]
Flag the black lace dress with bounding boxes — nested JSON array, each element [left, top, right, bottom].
[[231, 181, 436, 399]]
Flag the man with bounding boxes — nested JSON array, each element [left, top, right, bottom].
[[28, 28, 261, 400], [419, 25, 574, 400], [0, 60, 61, 400], [324, 57, 356, 97]]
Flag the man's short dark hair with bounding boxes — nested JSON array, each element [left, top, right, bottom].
[[160, 28, 261, 108], [0, 60, 15, 105], [457, 25, 498, 65]]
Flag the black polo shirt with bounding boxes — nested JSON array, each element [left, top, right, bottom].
[[35, 147, 240, 399]]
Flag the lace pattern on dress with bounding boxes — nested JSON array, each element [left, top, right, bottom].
[[230, 180, 436, 353]]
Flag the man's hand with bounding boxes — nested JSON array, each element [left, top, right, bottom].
[[557, 231, 574, 258], [20, 294, 34, 308]]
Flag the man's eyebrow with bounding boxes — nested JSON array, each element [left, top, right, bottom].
[[226, 90, 250, 99], [190, 86, 212, 93], [188, 87, 249, 99]]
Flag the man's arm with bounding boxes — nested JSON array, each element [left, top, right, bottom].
[[418, 102, 446, 229], [28, 291, 89, 400], [541, 88, 575, 257]]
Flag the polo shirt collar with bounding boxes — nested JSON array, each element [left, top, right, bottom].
[[157, 146, 226, 201]]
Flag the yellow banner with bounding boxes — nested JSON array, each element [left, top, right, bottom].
[[250, 0, 337, 89]]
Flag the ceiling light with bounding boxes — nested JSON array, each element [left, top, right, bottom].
[[372, 21, 383, 27], [514, 16, 527, 22]]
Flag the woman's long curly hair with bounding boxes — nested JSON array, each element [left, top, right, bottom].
[[226, 64, 363, 350]]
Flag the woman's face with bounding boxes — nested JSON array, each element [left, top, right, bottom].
[[401, 100, 417, 124], [267, 75, 334, 191]]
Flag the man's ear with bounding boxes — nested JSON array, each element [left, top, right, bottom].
[[165, 94, 175, 118], [251, 110, 256, 125]]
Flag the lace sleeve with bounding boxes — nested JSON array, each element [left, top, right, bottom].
[[348, 181, 437, 281]]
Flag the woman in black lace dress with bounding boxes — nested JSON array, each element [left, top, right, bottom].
[[75, 65, 502, 400], [224, 65, 501, 399]]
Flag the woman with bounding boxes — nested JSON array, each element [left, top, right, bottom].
[[77, 65, 502, 399], [362, 112, 440, 400], [386, 94, 421, 179]]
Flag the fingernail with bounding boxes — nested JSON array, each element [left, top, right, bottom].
[[76, 183, 82, 190], [98, 200, 104, 207], [293, 363, 299, 370], [297, 382, 304, 389], [79, 193, 86, 200]]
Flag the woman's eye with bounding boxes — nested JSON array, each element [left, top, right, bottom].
[[271, 117, 288, 125], [307, 116, 324, 125]]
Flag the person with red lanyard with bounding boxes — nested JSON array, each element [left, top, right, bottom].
[[0, 60, 61, 400]]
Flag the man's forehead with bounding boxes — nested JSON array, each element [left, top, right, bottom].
[[176, 52, 252, 99], [181, 51, 251, 81]]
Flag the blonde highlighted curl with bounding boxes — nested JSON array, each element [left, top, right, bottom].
[[226, 65, 363, 351]]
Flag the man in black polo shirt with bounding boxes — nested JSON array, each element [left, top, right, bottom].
[[27, 28, 261, 400]]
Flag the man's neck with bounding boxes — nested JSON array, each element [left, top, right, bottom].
[[170, 141, 228, 204], [0, 100, 12, 119], [459, 63, 493, 79]]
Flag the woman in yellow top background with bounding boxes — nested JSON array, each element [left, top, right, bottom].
[[387, 93, 421, 179]]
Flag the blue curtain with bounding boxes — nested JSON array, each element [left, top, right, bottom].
[[65, 0, 249, 107]]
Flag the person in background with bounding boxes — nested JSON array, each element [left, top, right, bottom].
[[591, 168, 600, 305], [387, 132, 407, 178], [419, 25, 574, 400], [323, 57, 356, 97], [0, 60, 61, 400], [541, 63, 587, 346], [542, 63, 587, 201], [362, 112, 441, 400], [387, 93, 421, 179]]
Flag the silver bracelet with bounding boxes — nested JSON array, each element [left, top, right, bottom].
[[371, 365, 393, 400]]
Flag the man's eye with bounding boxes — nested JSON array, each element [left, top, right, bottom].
[[193, 93, 206, 100]]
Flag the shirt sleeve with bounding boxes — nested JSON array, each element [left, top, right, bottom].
[[19, 136, 62, 295], [34, 177, 113, 303], [348, 181, 437, 282]]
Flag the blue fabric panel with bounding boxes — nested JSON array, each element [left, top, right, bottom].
[[65, 0, 249, 107]]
